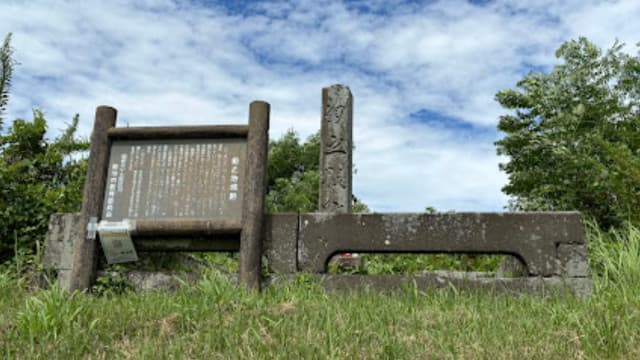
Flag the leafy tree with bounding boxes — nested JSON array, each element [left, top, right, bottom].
[[495, 38, 640, 228], [0, 33, 15, 127], [266, 129, 368, 213], [266, 130, 320, 212], [0, 111, 89, 262]]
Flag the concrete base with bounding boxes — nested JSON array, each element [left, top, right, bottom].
[[267, 273, 594, 299], [43, 213, 593, 297], [86, 270, 592, 299]]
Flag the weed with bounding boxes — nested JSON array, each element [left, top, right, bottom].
[[14, 286, 89, 344], [93, 264, 133, 296]]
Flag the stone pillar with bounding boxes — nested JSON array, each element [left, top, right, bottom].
[[320, 84, 353, 213], [43, 213, 81, 290]]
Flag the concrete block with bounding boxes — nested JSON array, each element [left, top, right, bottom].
[[557, 244, 590, 277], [43, 213, 80, 270], [263, 213, 298, 273], [297, 212, 583, 276], [43, 213, 80, 290]]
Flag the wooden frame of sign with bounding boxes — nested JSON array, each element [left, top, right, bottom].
[[68, 102, 269, 292]]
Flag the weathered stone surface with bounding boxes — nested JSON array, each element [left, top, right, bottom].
[[320, 84, 352, 213], [297, 212, 584, 276], [44, 211, 591, 296], [43, 213, 80, 290], [124, 271, 200, 291], [557, 244, 590, 277], [263, 213, 298, 273]]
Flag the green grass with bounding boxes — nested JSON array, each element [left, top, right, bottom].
[[329, 253, 505, 274], [1, 223, 640, 359]]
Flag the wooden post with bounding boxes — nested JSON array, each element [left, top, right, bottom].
[[239, 101, 269, 289], [68, 106, 117, 292], [320, 84, 353, 213]]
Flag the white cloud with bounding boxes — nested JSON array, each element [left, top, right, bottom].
[[0, 0, 638, 212]]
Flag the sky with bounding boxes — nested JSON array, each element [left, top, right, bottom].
[[1, 0, 639, 212]]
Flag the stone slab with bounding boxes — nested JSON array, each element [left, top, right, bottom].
[[263, 213, 298, 273], [557, 244, 590, 277], [43, 213, 80, 289], [43, 213, 79, 270], [297, 212, 584, 276]]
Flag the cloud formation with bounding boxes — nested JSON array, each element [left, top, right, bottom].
[[1, 0, 638, 211]]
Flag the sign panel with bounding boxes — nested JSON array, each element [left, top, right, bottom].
[[102, 138, 246, 222], [98, 220, 138, 264]]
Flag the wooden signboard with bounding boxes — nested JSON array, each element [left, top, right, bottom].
[[102, 138, 247, 222], [68, 102, 269, 292]]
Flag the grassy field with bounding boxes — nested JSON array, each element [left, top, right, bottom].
[[1, 223, 639, 359]]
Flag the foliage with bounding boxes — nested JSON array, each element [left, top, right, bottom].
[[352, 195, 370, 213], [266, 129, 369, 213], [93, 264, 133, 297], [357, 253, 503, 275], [266, 129, 320, 212], [0, 111, 88, 262], [495, 37, 640, 228], [0, 33, 14, 128]]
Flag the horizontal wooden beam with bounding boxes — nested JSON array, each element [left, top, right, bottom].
[[134, 236, 240, 252], [108, 125, 249, 140], [131, 219, 242, 237]]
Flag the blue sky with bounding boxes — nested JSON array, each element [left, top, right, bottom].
[[1, 0, 639, 212]]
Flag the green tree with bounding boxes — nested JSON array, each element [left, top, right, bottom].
[[266, 130, 320, 212], [266, 129, 368, 213], [495, 38, 640, 228], [0, 111, 89, 262], [0, 33, 15, 127]]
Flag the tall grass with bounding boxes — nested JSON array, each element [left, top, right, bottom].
[[0, 222, 639, 358], [587, 220, 640, 295]]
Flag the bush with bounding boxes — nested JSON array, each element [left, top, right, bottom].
[[0, 111, 88, 262]]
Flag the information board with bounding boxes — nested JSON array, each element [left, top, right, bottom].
[[101, 138, 246, 222]]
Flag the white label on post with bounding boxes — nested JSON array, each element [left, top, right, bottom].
[[87, 217, 98, 240], [98, 220, 138, 264]]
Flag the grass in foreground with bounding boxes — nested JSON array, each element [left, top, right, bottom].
[[1, 222, 639, 359]]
